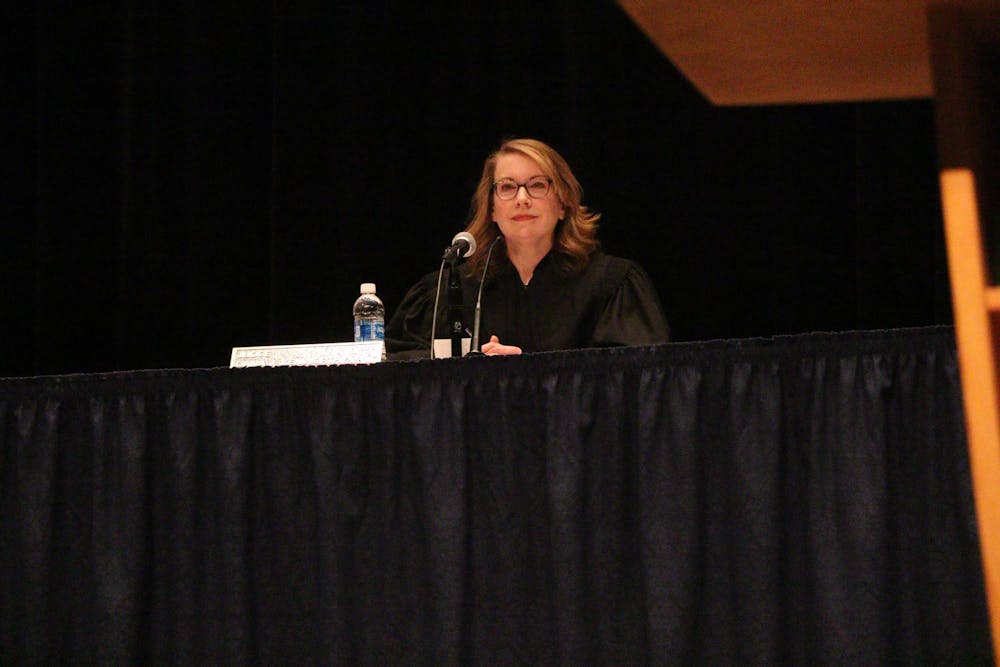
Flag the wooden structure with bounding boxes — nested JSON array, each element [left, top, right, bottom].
[[618, 0, 1000, 660], [929, 4, 1000, 662], [617, 0, 935, 105]]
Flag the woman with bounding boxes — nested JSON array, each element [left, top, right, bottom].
[[386, 138, 669, 358]]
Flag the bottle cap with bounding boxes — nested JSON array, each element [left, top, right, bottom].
[[360, 283, 376, 294]]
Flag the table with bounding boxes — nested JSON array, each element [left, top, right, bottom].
[[0, 327, 990, 664]]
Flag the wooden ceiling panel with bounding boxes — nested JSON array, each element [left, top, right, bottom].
[[617, 0, 939, 105]]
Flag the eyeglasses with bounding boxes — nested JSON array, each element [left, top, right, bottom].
[[492, 176, 553, 200]]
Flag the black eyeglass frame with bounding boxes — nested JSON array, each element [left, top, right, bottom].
[[491, 176, 554, 200]]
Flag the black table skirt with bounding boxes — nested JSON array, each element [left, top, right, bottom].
[[0, 327, 991, 664]]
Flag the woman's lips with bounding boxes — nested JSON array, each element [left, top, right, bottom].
[[512, 214, 536, 221]]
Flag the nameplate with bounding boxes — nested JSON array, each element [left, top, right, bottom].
[[230, 341, 385, 368], [433, 338, 472, 358]]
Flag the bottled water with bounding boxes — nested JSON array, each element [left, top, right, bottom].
[[353, 283, 385, 342]]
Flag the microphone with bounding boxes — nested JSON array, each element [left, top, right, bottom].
[[442, 231, 477, 261], [467, 235, 503, 356], [429, 231, 478, 359]]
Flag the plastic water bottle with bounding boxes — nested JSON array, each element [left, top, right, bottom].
[[353, 283, 385, 342]]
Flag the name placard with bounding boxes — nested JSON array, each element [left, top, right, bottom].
[[230, 341, 385, 368], [433, 338, 472, 358]]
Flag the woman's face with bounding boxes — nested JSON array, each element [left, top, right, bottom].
[[491, 152, 565, 249]]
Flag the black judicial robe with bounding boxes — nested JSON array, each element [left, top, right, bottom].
[[385, 250, 669, 359]]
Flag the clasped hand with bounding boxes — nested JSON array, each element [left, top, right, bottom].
[[480, 335, 522, 356]]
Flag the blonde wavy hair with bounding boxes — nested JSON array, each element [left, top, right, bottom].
[[463, 138, 600, 279]]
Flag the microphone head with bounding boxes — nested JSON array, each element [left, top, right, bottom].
[[451, 231, 477, 258]]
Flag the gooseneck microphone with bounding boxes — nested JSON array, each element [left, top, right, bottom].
[[467, 235, 503, 356], [430, 231, 479, 359], [442, 231, 477, 261]]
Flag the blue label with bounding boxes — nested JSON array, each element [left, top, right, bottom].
[[355, 319, 385, 341]]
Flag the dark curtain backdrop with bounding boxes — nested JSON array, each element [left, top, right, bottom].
[[5, 2, 951, 377], [0, 327, 990, 664]]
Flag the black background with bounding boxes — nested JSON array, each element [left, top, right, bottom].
[[4, 2, 952, 377]]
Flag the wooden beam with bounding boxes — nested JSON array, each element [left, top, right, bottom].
[[941, 168, 1000, 663], [617, 0, 934, 105]]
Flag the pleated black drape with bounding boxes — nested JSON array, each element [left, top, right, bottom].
[[0, 327, 989, 664]]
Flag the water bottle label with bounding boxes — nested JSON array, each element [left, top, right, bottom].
[[355, 319, 385, 341]]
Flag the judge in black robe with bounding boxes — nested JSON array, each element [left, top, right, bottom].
[[385, 138, 669, 360], [386, 250, 668, 359]]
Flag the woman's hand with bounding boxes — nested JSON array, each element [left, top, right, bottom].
[[481, 335, 522, 356]]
